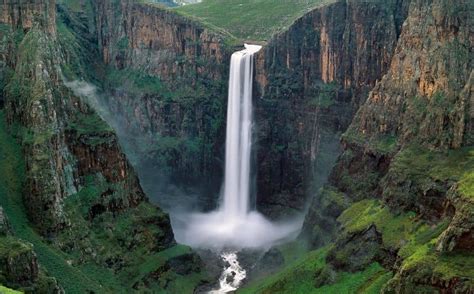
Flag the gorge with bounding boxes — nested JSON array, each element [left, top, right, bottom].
[[0, 0, 472, 293]]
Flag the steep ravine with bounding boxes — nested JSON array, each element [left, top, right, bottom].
[[0, 0, 472, 293], [91, 0, 412, 220]]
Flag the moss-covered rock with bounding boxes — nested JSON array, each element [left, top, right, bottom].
[[301, 186, 350, 247]]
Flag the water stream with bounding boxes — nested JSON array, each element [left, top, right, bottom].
[[173, 44, 303, 292]]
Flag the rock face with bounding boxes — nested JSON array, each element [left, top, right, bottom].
[[93, 0, 230, 206], [92, 0, 413, 218], [2, 24, 153, 236], [97, 0, 227, 81], [254, 0, 411, 217], [0, 0, 56, 34], [0, 1, 204, 292], [0, 207, 62, 293], [302, 0, 473, 292], [330, 0, 473, 215]]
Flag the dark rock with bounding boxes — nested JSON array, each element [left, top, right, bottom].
[[326, 225, 386, 272], [165, 253, 202, 275]]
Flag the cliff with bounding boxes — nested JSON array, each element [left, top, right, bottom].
[[92, 0, 413, 218], [94, 0, 231, 208], [0, 0, 205, 292], [253, 0, 411, 217], [300, 0, 473, 292], [0, 0, 56, 34]]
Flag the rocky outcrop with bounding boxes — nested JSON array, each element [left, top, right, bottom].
[[436, 186, 474, 253], [0, 2, 207, 291], [0, 0, 56, 34], [254, 0, 411, 217], [0, 0, 163, 237], [0, 207, 62, 293], [348, 1, 472, 150]]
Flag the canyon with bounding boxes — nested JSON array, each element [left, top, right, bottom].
[[0, 0, 472, 293]]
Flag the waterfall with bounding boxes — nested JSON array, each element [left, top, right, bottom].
[[173, 44, 303, 251], [222, 44, 261, 218]]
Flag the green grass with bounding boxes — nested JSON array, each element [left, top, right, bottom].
[[338, 199, 418, 248], [0, 285, 22, 294], [337, 198, 474, 289], [67, 113, 113, 136], [342, 128, 398, 155], [390, 146, 474, 184], [384, 146, 474, 204], [174, 0, 335, 42], [316, 263, 387, 294], [240, 246, 390, 294], [239, 247, 329, 294]]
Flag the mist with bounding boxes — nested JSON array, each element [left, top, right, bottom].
[[172, 210, 303, 250]]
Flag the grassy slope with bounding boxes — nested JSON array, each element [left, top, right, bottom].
[[0, 285, 22, 294], [0, 111, 106, 293], [1, 109, 200, 293], [174, 0, 335, 42], [241, 193, 474, 293], [240, 247, 390, 294]]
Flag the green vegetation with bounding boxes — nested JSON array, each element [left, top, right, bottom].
[[384, 146, 474, 205], [240, 247, 390, 294], [459, 169, 474, 199], [0, 110, 205, 293], [338, 199, 418, 248], [0, 111, 105, 293], [106, 67, 170, 96], [66, 112, 114, 142], [308, 81, 339, 109], [0, 285, 22, 294], [337, 198, 474, 291], [342, 127, 398, 155], [174, 0, 335, 42], [389, 146, 473, 184]]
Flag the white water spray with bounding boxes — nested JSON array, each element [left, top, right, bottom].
[[209, 252, 247, 294], [173, 45, 303, 250]]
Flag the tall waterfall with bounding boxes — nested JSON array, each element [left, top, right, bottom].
[[173, 44, 302, 251], [222, 44, 261, 218]]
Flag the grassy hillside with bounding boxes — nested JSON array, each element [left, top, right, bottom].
[[0, 111, 106, 292], [174, 0, 335, 42], [240, 247, 391, 294]]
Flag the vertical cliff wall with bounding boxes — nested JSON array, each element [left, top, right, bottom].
[[0, 0, 56, 34], [254, 0, 411, 217], [301, 0, 473, 291], [94, 0, 232, 208]]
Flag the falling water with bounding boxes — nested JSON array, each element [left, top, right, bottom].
[[222, 44, 261, 218], [173, 44, 303, 249]]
